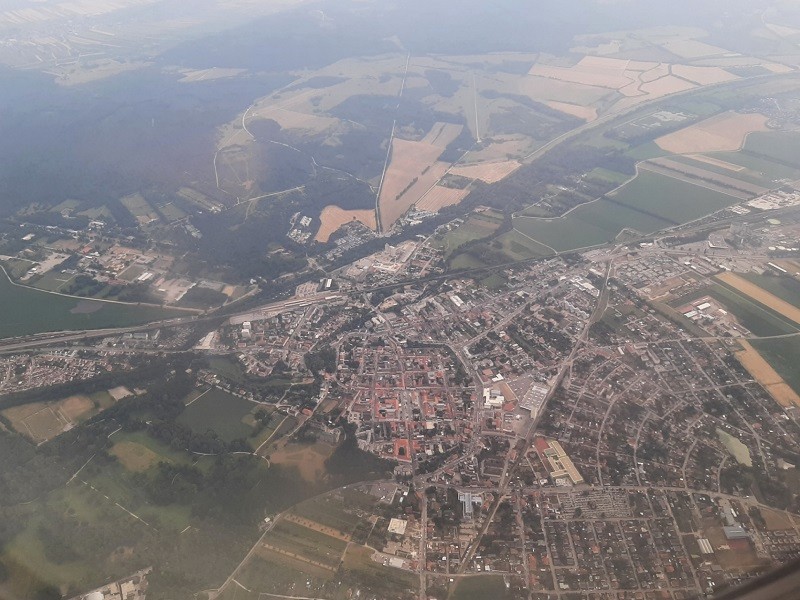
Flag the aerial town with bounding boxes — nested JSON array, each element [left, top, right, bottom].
[[4, 190, 800, 600]]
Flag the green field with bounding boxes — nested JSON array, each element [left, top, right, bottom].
[[434, 214, 501, 257], [739, 273, 800, 310], [268, 520, 348, 567], [668, 155, 774, 188], [514, 198, 671, 252], [711, 150, 800, 181], [743, 131, 800, 168], [751, 337, 800, 397], [513, 169, 747, 253], [451, 575, 513, 600], [710, 282, 800, 337], [609, 170, 740, 223], [177, 387, 255, 442], [120, 192, 159, 223], [0, 268, 185, 339], [292, 493, 370, 533]]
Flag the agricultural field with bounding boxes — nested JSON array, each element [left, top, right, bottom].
[[739, 273, 800, 310], [743, 131, 800, 168], [434, 212, 503, 257], [341, 544, 419, 595], [119, 193, 160, 226], [0, 269, 186, 339], [683, 284, 799, 338], [315, 205, 377, 242], [156, 201, 187, 222], [461, 135, 535, 163], [642, 157, 768, 198], [110, 440, 163, 472], [378, 123, 461, 230], [709, 149, 800, 181], [261, 108, 340, 134], [514, 197, 671, 253], [513, 167, 742, 253], [545, 100, 598, 121], [291, 489, 376, 534], [177, 387, 256, 442], [494, 229, 555, 260], [450, 160, 521, 183], [734, 341, 800, 409], [267, 519, 348, 569], [751, 337, 800, 402], [716, 272, 800, 325], [654, 112, 769, 154], [450, 575, 514, 600], [415, 185, 470, 212], [608, 169, 741, 223], [268, 441, 337, 483]]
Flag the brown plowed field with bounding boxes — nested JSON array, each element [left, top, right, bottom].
[[315, 205, 376, 243]]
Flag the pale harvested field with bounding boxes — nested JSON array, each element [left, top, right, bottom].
[[382, 161, 451, 226], [638, 63, 670, 84], [736, 340, 800, 408], [518, 75, 612, 106], [689, 154, 745, 172], [265, 108, 339, 133], [639, 75, 696, 97], [765, 23, 800, 38], [763, 62, 795, 74], [315, 205, 376, 243], [671, 64, 737, 85], [451, 160, 521, 183], [420, 122, 464, 148], [60, 395, 94, 421], [378, 137, 447, 229], [416, 185, 470, 212], [716, 272, 800, 325], [529, 61, 632, 89], [526, 55, 733, 110], [580, 56, 656, 71], [284, 514, 351, 541], [545, 100, 598, 121], [661, 38, 729, 59], [655, 112, 770, 154]]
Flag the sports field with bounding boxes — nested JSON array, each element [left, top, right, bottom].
[[3, 391, 115, 443]]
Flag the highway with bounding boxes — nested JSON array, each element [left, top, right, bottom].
[[0, 292, 344, 354]]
